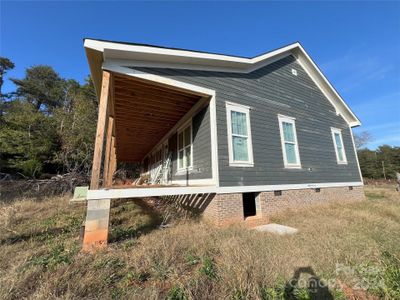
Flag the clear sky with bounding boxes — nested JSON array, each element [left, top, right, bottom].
[[1, 1, 399, 149]]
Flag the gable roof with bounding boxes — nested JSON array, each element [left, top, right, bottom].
[[84, 38, 361, 127]]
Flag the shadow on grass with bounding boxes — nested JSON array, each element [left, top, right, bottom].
[[108, 199, 163, 244], [0, 227, 69, 245], [1, 215, 82, 246], [284, 266, 333, 300]]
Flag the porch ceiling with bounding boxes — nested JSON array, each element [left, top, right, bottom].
[[113, 74, 202, 162]]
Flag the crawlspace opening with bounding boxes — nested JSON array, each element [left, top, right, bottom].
[[243, 192, 257, 218]]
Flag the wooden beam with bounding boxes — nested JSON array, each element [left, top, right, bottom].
[[106, 137, 116, 186], [90, 71, 110, 190], [102, 116, 114, 187], [114, 74, 201, 97], [114, 87, 199, 103]]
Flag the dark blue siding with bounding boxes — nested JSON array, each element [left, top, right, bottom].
[[132, 55, 361, 187]]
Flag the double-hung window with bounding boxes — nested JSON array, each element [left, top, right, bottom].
[[177, 122, 192, 170], [226, 102, 254, 167], [331, 128, 347, 164], [278, 115, 301, 168]]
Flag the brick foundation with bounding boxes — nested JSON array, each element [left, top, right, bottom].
[[81, 186, 365, 250], [202, 186, 365, 226]]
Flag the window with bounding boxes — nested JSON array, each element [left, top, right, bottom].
[[278, 115, 301, 168], [177, 122, 192, 170], [226, 102, 254, 167], [331, 128, 347, 164]]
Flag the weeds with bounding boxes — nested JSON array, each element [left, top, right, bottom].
[[199, 256, 218, 280], [1, 186, 399, 299], [27, 243, 78, 270], [167, 285, 187, 300], [380, 251, 400, 298]]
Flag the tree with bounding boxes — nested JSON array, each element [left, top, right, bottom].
[[0, 62, 97, 178], [0, 99, 58, 177], [357, 146, 400, 179], [354, 131, 373, 149], [0, 57, 15, 97], [53, 80, 97, 175], [11, 65, 65, 112]]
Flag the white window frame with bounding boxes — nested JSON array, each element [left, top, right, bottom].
[[278, 115, 301, 169], [331, 127, 348, 164], [177, 119, 193, 172], [226, 101, 254, 167]]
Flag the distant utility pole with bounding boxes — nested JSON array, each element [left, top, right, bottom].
[[382, 161, 387, 180]]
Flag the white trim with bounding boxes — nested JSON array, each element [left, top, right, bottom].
[[331, 127, 348, 165], [85, 39, 297, 67], [176, 119, 193, 172], [86, 39, 360, 127], [278, 115, 302, 169], [349, 126, 364, 183], [209, 94, 220, 187], [86, 181, 363, 200], [226, 101, 254, 167], [104, 64, 220, 187], [225, 101, 252, 110], [102, 53, 291, 74]]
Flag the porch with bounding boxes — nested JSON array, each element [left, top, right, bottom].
[[90, 70, 215, 191], [81, 69, 218, 250]]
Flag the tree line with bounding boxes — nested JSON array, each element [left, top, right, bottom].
[[0, 57, 97, 179], [0, 56, 399, 180]]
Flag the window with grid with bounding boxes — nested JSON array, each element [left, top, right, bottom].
[[331, 128, 347, 164], [278, 115, 301, 168], [177, 124, 192, 170], [226, 102, 254, 166]]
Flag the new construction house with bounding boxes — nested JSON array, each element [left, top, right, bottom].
[[81, 39, 364, 249]]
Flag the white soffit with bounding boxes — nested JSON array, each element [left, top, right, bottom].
[[84, 39, 361, 127]]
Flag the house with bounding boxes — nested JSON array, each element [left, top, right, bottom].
[[80, 38, 364, 249]]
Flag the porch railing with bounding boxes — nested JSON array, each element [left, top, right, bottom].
[[150, 152, 172, 185]]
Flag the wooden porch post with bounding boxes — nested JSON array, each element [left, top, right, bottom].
[[106, 137, 116, 187], [103, 116, 114, 187], [90, 70, 110, 190], [84, 70, 112, 251]]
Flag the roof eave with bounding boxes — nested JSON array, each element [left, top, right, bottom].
[[83, 39, 361, 127]]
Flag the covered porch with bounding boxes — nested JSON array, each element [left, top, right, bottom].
[[90, 70, 213, 191], [82, 69, 217, 250]]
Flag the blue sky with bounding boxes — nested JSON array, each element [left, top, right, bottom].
[[1, 1, 399, 149]]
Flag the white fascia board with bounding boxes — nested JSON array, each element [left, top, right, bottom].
[[85, 39, 360, 127], [85, 39, 249, 64], [87, 181, 363, 200]]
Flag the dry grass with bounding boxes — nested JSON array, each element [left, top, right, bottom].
[[0, 186, 399, 299]]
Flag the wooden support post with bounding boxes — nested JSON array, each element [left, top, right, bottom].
[[90, 71, 110, 190], [106, 137, 116, 187], [103, 116, 114, 187]]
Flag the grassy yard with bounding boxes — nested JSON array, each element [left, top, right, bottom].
[[0, 185, 399, 299]]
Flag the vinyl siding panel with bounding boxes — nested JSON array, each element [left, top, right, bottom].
[[131, 55, 361, 187]]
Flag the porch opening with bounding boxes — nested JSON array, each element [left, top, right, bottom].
[[90, 70, 213, 190], [243, 192, 257, 218]]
